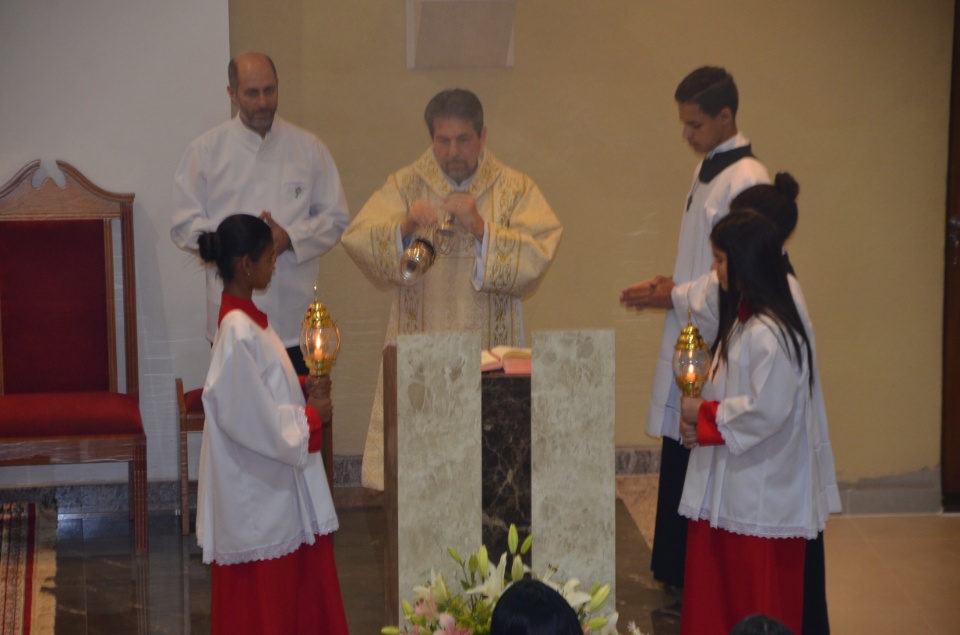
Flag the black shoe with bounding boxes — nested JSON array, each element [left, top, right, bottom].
[[662, 584, 683, 599], [655, 599, 682, 619]]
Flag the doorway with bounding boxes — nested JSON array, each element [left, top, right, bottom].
[[942, 0, 960, 512]]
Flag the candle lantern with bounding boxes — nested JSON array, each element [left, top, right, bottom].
[[299, 286, 341, 377], [674, 308, 711, 397]]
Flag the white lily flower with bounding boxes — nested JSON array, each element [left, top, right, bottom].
[[413, 569, 445, 602], [465, 553, 508, 601], [559, 578, 593, 610], [388, 531, 620, 635], [539, 565, 560, 586]]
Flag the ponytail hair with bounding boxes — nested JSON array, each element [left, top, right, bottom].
[[711, 211, 813, 389], [729, 172, 800, 246], [197, 214, 273, 282]]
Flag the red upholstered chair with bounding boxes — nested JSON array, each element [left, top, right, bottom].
[[0, 160, 148, 555]]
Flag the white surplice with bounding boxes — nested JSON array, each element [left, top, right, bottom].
[[646, 133, 769, 440], [672, 273, 842, 517], [678, 312, 837, 539], [197, 302, 337, 565]]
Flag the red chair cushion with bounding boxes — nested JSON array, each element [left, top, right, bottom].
[[0, 392, 143, 438], [183, 388, 204, 414], [0, 220, 110, 393]]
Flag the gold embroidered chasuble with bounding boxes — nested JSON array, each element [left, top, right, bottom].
[[341, 148, 562, 489]]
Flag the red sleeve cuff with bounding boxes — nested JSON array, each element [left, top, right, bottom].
[[697, 400, 725, 446], [298, 375, 309, 399], [305, 405, 323, 453]]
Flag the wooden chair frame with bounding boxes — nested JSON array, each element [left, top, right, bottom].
[[0, 160, 147, 555], [176, 377, 205, 535]]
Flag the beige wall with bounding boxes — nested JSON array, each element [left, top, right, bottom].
[[231, 0, 953, 483]]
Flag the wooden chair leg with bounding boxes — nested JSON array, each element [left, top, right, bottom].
[[180, 420, 190, 535], [128, 461, 135, 521], [133, 442, 149, 556]]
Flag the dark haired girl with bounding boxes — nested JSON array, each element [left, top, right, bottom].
[[676, 212, 837, 635], [196, 214, 348, 634], [672, 177, 840, 635]]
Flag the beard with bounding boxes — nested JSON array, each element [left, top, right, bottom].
[[241, 107, 276, 135], [442, 159, 475, 184]]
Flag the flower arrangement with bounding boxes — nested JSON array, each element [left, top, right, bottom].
[[381, 524, 647, 635]]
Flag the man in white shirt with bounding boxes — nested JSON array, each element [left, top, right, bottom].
[[620, 66, 769, 610], [171, 52, 349, 373]]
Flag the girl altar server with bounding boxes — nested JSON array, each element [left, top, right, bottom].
[[677, 211, 835, 634], [673, 175, 840, 635], [196, 214, 348, 635]]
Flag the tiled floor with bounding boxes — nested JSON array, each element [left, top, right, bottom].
[[48, 484, 678, 635], [40, 477, 960, 634], [823, 514, 960, 634]]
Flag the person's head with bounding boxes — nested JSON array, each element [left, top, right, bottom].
[[675, 66, 739, 155], [198, 214, 275, 288], [228, 52, 279, 137], [729, 613, 795, 635], [730, 172, 800, 246], [424, 89, 487, 184], [490, 579, 581, 635], [710, 210, 783, 297], [711, 211, 812, 384]]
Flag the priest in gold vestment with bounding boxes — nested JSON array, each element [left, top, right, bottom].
[[341, 89, 563, 489]]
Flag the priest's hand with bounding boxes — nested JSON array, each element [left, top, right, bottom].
[[443, 193, 484, 241], [400, 199, 439, 239], [620, 275, 674, 311], [305, 374, 332, 400]]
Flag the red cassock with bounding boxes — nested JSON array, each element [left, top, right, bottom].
[[211, 534, 349, 635]]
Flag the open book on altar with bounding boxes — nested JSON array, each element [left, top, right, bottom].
[[481, 346, 532, 375]]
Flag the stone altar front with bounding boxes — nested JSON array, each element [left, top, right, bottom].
[[382, 330, 615, 624]]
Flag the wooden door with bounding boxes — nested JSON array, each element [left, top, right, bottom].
[[943, 0, 960, 512]]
